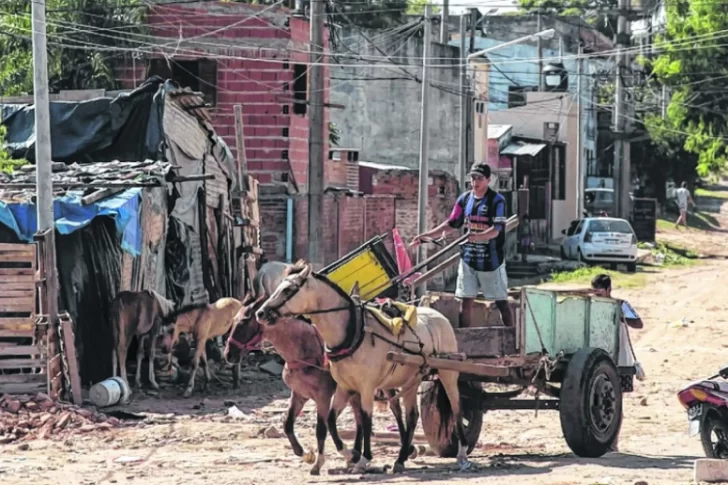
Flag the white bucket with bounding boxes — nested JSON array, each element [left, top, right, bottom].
[[89, 377, 131, 407]]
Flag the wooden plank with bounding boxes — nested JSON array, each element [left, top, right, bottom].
[[0, 289, 36, 298], [455, 327, 517, 358], [0, 358, 45, 369], [0, 243, 36, 253], [386, 351, 512, 377], [0, 318, 35, 327], [60, 316, 83, 405], [0, 281, 36, 291], [0, 346, 40, 356], [0, 329, 34, 338], [0, 268, 35, 277], [81, 187, 125, 205], [0, 373, 46, 383], [0, 296, 35, 312], [0, 382, 46, 394]]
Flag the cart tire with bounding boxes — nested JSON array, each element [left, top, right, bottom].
[[559, 347, 623, 458], [420, 380, 483, 458]]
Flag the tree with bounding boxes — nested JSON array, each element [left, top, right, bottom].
[[0, 0, 146, 96], [645, 0, 728, 177], [0, 125, 26, 173], [515, 0, 616, 39]]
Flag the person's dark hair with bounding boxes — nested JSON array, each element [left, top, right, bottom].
[[469, 162, 492, 179], [591, 273, 612, 291], [681, 181, 688, 188]]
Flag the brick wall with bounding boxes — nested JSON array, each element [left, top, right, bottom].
[[114, 3, 330, 189]]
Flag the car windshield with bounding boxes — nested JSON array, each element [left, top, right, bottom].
[[588, 220, 633, 233]]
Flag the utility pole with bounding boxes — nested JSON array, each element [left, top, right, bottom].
[[661, 84, 668, 119], [537, 10, 543, 91], [416, 5, 432, 296], [307, 0, 325, 269], [458, 14, 468, 190], [440, 0, 449, 43], [576, 42, 584, 218], [467, 8, 477, 170], [613, 0, 630, 219], [31, 0, 53, 234]]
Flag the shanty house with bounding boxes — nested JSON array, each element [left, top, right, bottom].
[[0, 77, 256, 386]]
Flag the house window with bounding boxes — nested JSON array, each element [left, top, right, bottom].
[[282, 127, 289, 137], [282, 105, 289, 114], [293, 64, 307, 115], [282, 150, 289, 160], [508, 86, 537, 109], [148, 58, 217, 106]]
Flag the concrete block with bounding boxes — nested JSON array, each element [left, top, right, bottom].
[[695, 458, 728, 483]]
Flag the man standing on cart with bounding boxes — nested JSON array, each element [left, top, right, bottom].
[[411, 162, 513, 328]]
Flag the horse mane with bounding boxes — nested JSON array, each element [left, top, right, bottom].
[[148, 289, 176, 317], [163, 302, 208, 325], [285, 259, 309, 276]]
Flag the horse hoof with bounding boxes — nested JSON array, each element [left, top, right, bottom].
[[309, 467, 320, 476], [458, 460, 473, 472], [183, 389, 192, 398], [341, 448, 354, 464], [408, 446, 418, 460], [302, 450, 316, 464], [352, 457, 369, 474], [393, 462, 405, 474]]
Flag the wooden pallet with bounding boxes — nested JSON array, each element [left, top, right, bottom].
[[0, 243, 46, 394]]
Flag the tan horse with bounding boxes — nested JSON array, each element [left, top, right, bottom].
[[161, 297, 243, 397], [110, 290, 176, 393], [223, 261, 412, 475], [256, 260, 472, 473]]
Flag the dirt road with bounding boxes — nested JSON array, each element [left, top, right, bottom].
[[2, 199, 728, 485]]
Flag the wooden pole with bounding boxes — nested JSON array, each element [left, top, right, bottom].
[[234, 104, 248, 192]]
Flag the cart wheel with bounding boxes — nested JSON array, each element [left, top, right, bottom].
[[420, 380, 483, 458], [559, 347, 623, 458]]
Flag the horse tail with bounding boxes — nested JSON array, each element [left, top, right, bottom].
[[434, 378, 454, 442]]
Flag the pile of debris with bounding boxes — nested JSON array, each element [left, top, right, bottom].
[[0, 393, 131, 444]]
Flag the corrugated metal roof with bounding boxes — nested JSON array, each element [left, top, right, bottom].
[[500, 142, 547, 157], [488, 124, 513, 140], [358, 161, 410, 171]]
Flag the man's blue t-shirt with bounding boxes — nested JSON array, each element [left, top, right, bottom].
[[447, 189, 507, 272]]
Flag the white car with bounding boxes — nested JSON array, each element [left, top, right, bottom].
[[560, 217, 639, 272]]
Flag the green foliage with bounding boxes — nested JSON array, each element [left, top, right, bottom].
[[406, 0, 439, 15], [0, 0, 147, 95], [648, 0, 728, 177], [638, 240, 698, 266], [549, 266, 647, 288], [334, 0, 410, 29], [515, 0, 616, 38], [0, 125, 26, 174]]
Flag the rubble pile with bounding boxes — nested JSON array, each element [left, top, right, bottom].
[[0, 393, 130, 444]]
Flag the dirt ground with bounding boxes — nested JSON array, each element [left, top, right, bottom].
[[2, 193, 728, 485]]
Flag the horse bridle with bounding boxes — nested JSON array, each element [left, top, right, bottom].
[[260, 273, 352, 321], [226, 294, 267, 351]]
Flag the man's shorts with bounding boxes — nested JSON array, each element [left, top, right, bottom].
[[455, 260, 508, 301]]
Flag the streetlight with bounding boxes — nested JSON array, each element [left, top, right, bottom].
[[465, 28, 557, 166]]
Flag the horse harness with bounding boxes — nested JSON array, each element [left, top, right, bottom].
[[264, 272, 434, 370]]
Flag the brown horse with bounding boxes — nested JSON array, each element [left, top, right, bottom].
[[257, 261, 472, 473], [161, 297, 242, 397], [110, 289, 176, 395]]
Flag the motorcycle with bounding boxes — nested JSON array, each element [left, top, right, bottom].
[[678, 365, 728, 458]]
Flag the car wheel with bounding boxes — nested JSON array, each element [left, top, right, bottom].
[[560, 246, 567, 259]]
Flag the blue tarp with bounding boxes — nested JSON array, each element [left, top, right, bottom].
[[0, 188, 142, 256]]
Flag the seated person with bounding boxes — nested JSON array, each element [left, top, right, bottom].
[[590, 273, 645, 452]]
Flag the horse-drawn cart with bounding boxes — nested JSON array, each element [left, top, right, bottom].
[[320, 220, 634, 460], [397, 287, 632, 459]]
